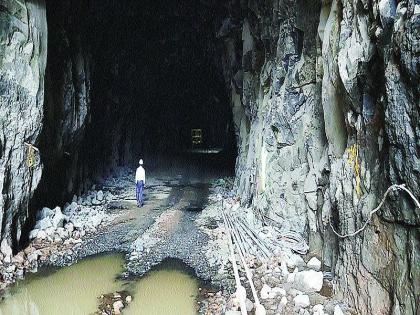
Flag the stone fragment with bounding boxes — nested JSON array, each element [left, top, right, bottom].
[[280, 261, 289, 276], [1, 240, 12, 263], [287, 267, 298, 283], [91, 197, 101, 205], [28, 251, 40, 263], [65, 222, 74, 232], [65, 202, 78, 214], [260, 284, 272, 299], [37, 207, 54, 220], [6, 264, 16, 273], [35, 217, 52, 230], [113, 300, 124, 314], [287, 254, 305, 269], [334, 305, 345, 315], [97, 190, 104, 201], [313, 304, 325, 315], [45, 227, 55, 236], [52, 206, 66, 228], [37, 230, 47, 239], [299, 308, 310, 315], [272, 287, 286, 296], [254, 304, 266, 315], [294, 270, 323, 292], [280, 296, 288, 306], [29, 229, 39, 240], [307, 257, 321, 271], [245, 298, 254, 312], [12, 252, 25, 264], [294, 294, 310, 308]]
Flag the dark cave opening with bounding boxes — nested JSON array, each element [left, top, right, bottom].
[[24, 0, 236, 248], [85, 0, 236, 164]]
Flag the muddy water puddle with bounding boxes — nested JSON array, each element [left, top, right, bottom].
[[0, 255, 199, 315], [123, 260, 199, 315]]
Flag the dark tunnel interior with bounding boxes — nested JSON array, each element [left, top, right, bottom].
[[26, 0, 238, 243], [87, 0, 236, 156]]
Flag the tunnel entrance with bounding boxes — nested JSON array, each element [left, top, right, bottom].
[[77, 0, 234, 170], [82, 0, 237, 172], [27, 0, 237, 240], [85, 0, 234, 159]]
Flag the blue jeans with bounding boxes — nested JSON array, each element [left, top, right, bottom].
[[136, 180, 144, 206]]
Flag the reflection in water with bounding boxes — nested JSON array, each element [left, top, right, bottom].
[[0, 254, 123, 315], [124, 260, 199, 315], [0, 256, 199, 315]]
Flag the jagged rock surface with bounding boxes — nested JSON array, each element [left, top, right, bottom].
[[0, 1, 47, 248], [219, 1, 419, 314]]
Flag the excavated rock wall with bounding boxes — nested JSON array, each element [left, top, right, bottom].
[[220, 0, 419, 314], [32, 0, 93, 207], [0, 0, 47, 251]]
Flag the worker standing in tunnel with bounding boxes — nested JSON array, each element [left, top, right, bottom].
[[136, 159, 146, 207]]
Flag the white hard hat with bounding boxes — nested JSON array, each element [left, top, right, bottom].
[[139, 159, 143, 165]]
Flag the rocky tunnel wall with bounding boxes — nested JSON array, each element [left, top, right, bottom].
[[218, 0, 419, 314]]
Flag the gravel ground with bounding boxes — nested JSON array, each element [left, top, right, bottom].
[[41, 171, 232, 293]]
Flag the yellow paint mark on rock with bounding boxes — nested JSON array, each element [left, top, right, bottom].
[[347, 144, 361, 196]]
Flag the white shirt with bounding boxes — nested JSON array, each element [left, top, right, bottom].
[[135, 166, 146, 184]]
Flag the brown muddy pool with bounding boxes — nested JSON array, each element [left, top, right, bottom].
[[0, 254, 199, 315]]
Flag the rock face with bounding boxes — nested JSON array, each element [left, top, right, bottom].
[[0, 1, 47, 247], [219, 1, 419, 314]]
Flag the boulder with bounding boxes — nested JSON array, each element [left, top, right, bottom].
[[280, 261, 289, 276], [91, 197, 101, 205], [36, 207, 54, 220], [260, 284, 272, 299], [36, 230, 47, 239], [334, 305, 345, 315], [5, 264, 16, 273], [29, 229, 39, 240], [113, 300, 124, 314], [271, 287, 286, 296], [93, 214, 103, 226], [280, 296, 288, 306], [245, 298, 254, 312], [307, 257, 321, 271], [0, 239, 13, 263], [52, 207, 66, 228], [294, 294, 310, 308], [65, 222, 74, 232], [84, 196, 92, 206], [313, 304, 325, 315], [254, 304, 266, 315], [287, 254, 306, 269], [45, 227, 56, 236], [97, 190, 104, 201], [64, 202, 78, 214], [287, 267, 298, 283], [294, 270, 323, 292], [35, 217, 52, 230]]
